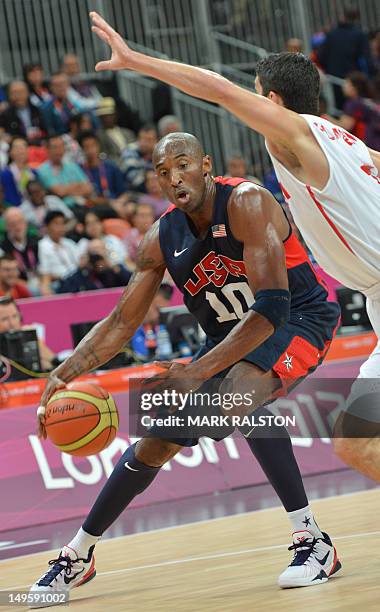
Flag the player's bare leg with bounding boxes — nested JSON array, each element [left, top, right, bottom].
[[221, 361, 341, 588]]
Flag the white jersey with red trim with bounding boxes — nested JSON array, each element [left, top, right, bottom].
[[267, 114, 380, 299]]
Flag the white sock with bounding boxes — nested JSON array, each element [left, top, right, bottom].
[[65, 527, 101, 559], [287, 506, 323, 538]]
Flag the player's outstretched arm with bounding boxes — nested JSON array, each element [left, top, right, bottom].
[[38, 222, 166, 436], [190, 185, 290, 379], [89, 11, 306, 146]]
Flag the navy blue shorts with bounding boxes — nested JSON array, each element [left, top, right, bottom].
[[147, 300, 340, 446]]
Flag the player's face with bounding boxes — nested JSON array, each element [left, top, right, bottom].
[[154, 151, 211, 212]]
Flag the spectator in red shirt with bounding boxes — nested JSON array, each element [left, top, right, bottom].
[[0, 254, 31, 299]]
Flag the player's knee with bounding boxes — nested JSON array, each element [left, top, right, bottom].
[[135, 437, 182, 467]]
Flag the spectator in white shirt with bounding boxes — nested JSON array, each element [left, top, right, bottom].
[[38, 210, 79, 295], [21, 179, 74, 232], [77, 210, 128, 266]]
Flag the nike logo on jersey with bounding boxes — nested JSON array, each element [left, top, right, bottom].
[[64, 568, 84, 584], [174, 248, 188, 257], [316, 551, 330, 566], [124, 462, 139, 472]]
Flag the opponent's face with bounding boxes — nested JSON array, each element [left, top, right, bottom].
[[154, 147, 212, 212], [254, 76, 283, 107]]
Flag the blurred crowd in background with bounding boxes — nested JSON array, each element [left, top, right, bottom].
[[0, 5, 378, 305]]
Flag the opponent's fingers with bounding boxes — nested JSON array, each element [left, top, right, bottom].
[[89, 11, 117, 36], [95, 61, 114, 72], [91, 25, 111, 45]]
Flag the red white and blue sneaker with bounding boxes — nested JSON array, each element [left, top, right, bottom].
[[29, 545, 96, 608], [278, 530, 342, 588]]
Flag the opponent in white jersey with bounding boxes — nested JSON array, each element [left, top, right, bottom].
[[89, 11, 380, 487]]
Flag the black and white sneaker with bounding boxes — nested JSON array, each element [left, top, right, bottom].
[[278, 530, 342, 588], [29, 545, 96, 608]]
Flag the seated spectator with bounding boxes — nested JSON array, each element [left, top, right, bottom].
[[23, 63, 52, 107], [0, 81, 46, 145], [334, 71, 372, 140], [0, 208, 40, 293], [37, 135, 93, 209], [139, 169, 170, 217], [125, 202, 155, 264], [157, 115, 183, 138], [41, 72, 80, 135], [61, 53, 102, 112], [21, 179, 74, 231], [77, 210, 128, 265], [0, 137, 36, 206], [286, 38, 304, 53], [38, 210, 79, 294], [0, 254, 31, 298], [58, 238, 131, 293], [79, 131, 127, 204], [0, 296, 56, 370], [97, 97, 136, 163], [63, 113, 93, 165], [121, 124, 158, 192], [224, 155, 261, 183]]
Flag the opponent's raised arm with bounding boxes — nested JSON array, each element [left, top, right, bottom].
[[38, 221, 166, 436], [89, 11, 305, 145]]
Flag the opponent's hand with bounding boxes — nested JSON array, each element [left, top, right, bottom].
[[90, 11, 135, 72], [37, 375, 67, 439]]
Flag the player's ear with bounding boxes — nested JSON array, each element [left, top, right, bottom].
[[202, 155, 212, 176], [268, 90, 284, 107]]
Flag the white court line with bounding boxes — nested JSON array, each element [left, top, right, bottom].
[[2, 528, 380, 592], [0, 485, 378, 567], [0, 540, 48, 552]]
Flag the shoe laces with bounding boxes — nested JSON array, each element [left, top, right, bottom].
[[288, 538, 316, 567], [37, 555, 76, 586]]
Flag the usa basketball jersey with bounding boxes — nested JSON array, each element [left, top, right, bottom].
[[268, 115, 380, 300], [159, 177, 334, 345]]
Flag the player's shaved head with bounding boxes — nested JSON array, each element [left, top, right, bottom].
[[153, 132, 205, 167]]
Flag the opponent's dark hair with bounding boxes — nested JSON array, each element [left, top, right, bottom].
[[255, 52, 321, 115]]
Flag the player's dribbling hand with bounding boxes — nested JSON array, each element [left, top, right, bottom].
[[37, 375, 67, 439], [90, 11, 134, 72]]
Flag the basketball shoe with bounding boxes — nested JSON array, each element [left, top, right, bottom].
[[278, 530, 342, 588], [29, 544, 96, 608]]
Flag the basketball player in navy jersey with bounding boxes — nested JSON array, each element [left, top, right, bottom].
[[89, 11, 380, 488], [31, 132, 341, 604]]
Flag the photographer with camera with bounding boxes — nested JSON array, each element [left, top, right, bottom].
[[58, 238, 131, 293]]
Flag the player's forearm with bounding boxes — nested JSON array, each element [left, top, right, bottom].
[[51, 303, 146, 383], [128, 51, 227, 105], [191, 311, 274, 379]]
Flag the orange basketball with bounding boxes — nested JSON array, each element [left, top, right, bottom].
[[45, 382, 119, 456]]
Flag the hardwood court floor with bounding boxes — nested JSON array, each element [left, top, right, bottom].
[[1, 488, 379, 612]]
